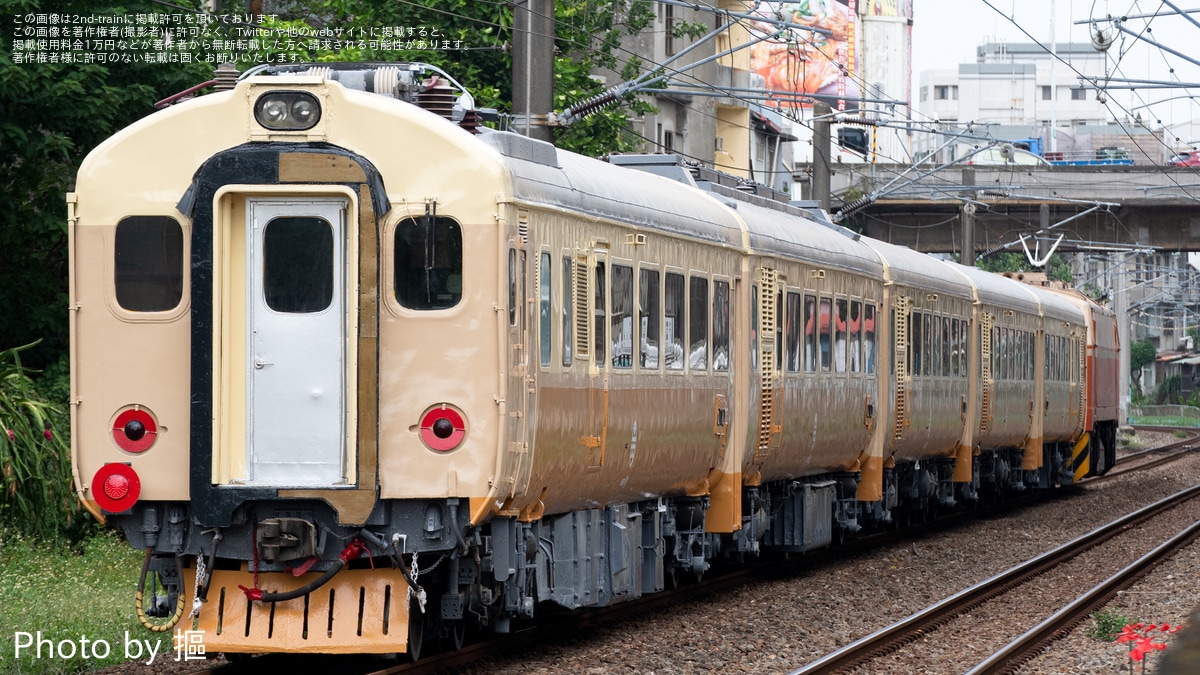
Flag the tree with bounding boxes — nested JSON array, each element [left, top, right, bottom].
[[0, 0, 212, 368], [976, 251, 1074, 285], [266, 0, 667, 155], [1129, 339, 1157, 398]]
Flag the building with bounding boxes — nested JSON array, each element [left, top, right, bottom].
[[915, 41, 1115, 163], [1075, 251, 1200, 400]]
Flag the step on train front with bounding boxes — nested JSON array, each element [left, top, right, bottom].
[[69, 63, 1119, 657]]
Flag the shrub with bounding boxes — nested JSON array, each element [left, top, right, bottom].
[[0, 343, 80, 540], [1086, 607, 1133, 641], [1154, 375, 1183, 405]]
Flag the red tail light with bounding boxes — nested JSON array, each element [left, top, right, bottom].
[[112, 407, 157, 453], [91, 463, 141, 512], [419, 405, 466, 452]]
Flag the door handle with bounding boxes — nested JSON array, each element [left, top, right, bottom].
[[254, 357, 273, 369]]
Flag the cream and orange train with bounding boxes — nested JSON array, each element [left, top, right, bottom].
[[68, 63, 1119, 658]]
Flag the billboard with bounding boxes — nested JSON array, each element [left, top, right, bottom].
[[749, 0, 860, 109]]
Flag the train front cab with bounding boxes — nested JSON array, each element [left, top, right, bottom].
[[71, 74, 521, 656]]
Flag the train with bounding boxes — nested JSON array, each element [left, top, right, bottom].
[[68, 62, 1120, 658]]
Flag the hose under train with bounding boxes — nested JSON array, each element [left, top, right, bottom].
[[238, 538, 366, 603]]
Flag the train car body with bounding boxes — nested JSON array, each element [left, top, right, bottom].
[[69, 63, 1119, 658]]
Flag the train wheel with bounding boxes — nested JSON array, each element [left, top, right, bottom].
[[449, 619, 466, 651], [666, 566, 681, 589], [408, 599, 425, 662]]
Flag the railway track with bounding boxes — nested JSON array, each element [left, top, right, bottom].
[[167, 429, 1200, 675], [1091, 426, 1200, 481], [787, 484, 1200, 675]]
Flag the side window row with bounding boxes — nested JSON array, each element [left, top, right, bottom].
[[991, 326, 1036, 381], [908, 310, 969, 378], [1045, 334, 1073, 382], [782, 292, 877, 375], [540, 254, 731, 373], [113, 215, 464, 313]]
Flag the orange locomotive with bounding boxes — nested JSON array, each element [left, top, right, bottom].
[[69, 63, 1118, 658]]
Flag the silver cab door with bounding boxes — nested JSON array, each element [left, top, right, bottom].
[[245, 198, 347, 486]]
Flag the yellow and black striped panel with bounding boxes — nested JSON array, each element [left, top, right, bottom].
[[1072, 432, 1091, 482]]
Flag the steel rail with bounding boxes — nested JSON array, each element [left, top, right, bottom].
[[786, 484, 1200, 675], [967, 518, 1200, 674]]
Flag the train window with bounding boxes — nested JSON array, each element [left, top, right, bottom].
[[1064, 337, 1070, 380], [262, 217, 333, 313], [1056, 336, 1062, 381], [540, 253, 552, 367], [114, 216, 184, 312], [942, 317, 951, 377], [1051, 333, 1060, 379], [932, 314, 942, 376], [395, 216, 462, 310], [993, 329, 1003, 381], [950, 318, 960, 376], [1005, 328, 1013, 380], [1065, 336, 1075, 379], [712, 280, 730, 372], [819, 297, 832, 372], [864, 304, 876, 374], [803, 295, 817, 372], [911, 311, 922, 377], [640, 269, 661, 369], [959, 319, 968, 378], [665, 272, 685, 371], [1053, 337, 1059, 380], [690, 276, 708, 370], [849, 301, 862, 373], [923, 313, 933, 377], [611, 265, 633, 369], [594, 261, 606, 365], [1018, 330, 1026, 380], [786, 292, 801, 372], [1025, 331, 1031, 379], [562, 257, 573, 367], [993, 327, 1001, 380], [1067, 337, 1074, 380], [1027, 332, 1035, 380], [835, 298, 848, 373], [1046, 336, 1053, 380]]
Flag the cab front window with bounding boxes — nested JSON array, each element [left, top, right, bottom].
[[394, 216, 463, 310]]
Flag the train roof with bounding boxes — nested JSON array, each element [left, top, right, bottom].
[[859, 239, 977, 301], [479, 132, 745, 247], [942, 261, 1084, 323], [732, 198, 884, 277]]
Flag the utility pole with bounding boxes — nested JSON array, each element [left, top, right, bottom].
[[1115, 253, 1130, 426], [961, 167, 975, 266], [513, 0, 556, 143], [813, 102, 832, 211], [1050, 0, 1058, 154]]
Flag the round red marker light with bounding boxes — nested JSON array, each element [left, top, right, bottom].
[[103, 474, 130, 500], [112, 408, 157, 453], [91, 463, 141, 512], [419, 406, 466, 452]]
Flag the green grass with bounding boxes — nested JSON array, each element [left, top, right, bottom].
[[0, 527, 156, 674]]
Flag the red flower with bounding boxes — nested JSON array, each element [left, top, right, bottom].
[[43, 429, 52, 441], [4, 429, 12, 442], [1120, 621, 1177, 663]]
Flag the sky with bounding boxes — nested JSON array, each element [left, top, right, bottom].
[[909, 0, 1200, 133]]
